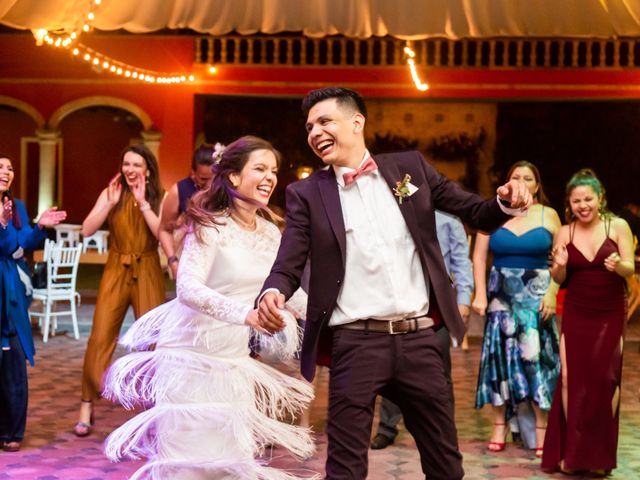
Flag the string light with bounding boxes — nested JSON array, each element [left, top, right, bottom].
[[32, 0, 196, 84], [70, 43, 195, 83], [33, 0, 101, 48], [404, 42, 429, 92]]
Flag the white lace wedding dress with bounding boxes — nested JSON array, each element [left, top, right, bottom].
[[103, 216, 317, 480]]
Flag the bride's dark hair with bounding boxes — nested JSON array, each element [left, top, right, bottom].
[[184, 135, 281, 232]]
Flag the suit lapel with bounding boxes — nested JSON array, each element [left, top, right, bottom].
[[377, 156, 423, 247], [317, 169, 347, 264]]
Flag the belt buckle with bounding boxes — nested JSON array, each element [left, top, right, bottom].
[[388, 319, 408, 335]]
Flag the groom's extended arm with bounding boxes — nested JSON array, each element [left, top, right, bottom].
[[258, 183, 311, 330], [417, 153, 512, 231]]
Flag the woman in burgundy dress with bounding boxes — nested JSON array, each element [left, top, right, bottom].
[[542, 169, 634, 475]]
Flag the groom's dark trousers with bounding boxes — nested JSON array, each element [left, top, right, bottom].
[[261, 151, 509, 480]]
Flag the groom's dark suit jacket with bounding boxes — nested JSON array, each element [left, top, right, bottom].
[[262, 151, 509, 381]]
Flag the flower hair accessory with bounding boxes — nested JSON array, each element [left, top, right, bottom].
[[393, 173, 418, 204], [212, 142, 226, 164]]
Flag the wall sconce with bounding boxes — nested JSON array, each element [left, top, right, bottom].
[[296, 166, 314, 179]]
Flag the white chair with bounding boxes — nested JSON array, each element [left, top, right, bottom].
[[30, 239, 83, 342], [82, 230, 109, 254], [54, 223, 82, 247]]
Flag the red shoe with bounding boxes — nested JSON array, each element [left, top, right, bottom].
[[487, 423, 507, 452], [535, 426, 546, 458]]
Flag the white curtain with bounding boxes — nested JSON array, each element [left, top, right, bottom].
[[2, 0, 640, 38]]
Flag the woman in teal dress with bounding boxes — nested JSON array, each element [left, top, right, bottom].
[[473, 161, 561, 457]]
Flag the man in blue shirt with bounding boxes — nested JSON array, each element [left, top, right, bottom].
[[370, 210, 474, 449]]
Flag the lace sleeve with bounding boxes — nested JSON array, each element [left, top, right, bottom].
[[176, 227, 251, 325], [285, 288, 307, 320]]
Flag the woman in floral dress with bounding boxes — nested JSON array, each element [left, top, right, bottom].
[[473, 161, 561, 457]]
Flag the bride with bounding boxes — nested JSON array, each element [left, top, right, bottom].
[[103, 136, 317, 480]]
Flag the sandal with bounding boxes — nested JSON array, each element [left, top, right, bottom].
[[487, 422, 508, 452], [1, 441, 20, 452], [535, 426, 546, 458], [73, 400, 94, 437]]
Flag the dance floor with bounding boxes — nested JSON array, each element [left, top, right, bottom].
[[2, 303, 639, 479]]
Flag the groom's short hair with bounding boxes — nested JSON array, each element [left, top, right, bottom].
[[302, 87, 367, 119]]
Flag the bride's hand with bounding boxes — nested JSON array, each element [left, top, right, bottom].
[[245, 308, 270, 334]]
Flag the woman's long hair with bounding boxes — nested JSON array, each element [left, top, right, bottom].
[[184, 135, 281, 232], [0, 155, 21, 229], [505, 160, 550, 206], [114, 144, 163, 214], [564, 168, 611, 223]]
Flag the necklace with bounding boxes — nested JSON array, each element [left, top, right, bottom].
[[230, 212, 257, 231]]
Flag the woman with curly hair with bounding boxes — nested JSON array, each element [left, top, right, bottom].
[[542, 169, 633, 475], [473, 161, 561, 457]]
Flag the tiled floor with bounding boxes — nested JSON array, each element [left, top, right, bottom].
[[1, 304, 639, 479]]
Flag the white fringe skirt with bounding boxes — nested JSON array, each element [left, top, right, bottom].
[[103, 299, 319, 480]]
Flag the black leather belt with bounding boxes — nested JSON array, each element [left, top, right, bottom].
[[334, 316, 436, 335]]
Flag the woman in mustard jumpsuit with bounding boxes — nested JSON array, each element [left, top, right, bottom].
[[74, 144, 165, 436]]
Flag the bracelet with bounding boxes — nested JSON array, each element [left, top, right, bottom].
[[139, 202, 151, 212], [167, 255, 179, 265]]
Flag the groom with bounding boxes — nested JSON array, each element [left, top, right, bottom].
[[258, 87, 531, 479]]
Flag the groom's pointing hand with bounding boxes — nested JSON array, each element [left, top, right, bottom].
[[258, 291, 286, 334], [496, 179, 532, 210]]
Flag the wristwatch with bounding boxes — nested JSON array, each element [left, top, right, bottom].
[[167, 255, 179, 265]]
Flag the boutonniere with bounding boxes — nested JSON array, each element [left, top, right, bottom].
[[393, 174, 418, 204]]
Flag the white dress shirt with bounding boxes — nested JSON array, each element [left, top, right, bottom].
[[329, 152, 429, 327]]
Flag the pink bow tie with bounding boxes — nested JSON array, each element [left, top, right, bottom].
[[343, 157, 378, 186]]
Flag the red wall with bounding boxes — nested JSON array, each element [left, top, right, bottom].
[[2, 31, 640, 219], [0, 108, 36, 198]]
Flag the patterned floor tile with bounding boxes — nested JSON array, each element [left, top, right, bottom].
[[0, 304, 638, 479]]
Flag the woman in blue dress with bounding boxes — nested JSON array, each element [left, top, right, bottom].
[[473, 161, 561, 457], [0, 154, 66, 452]]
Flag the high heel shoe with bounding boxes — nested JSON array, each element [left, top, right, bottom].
[[535, 426, 546, 458], [487, 422, 508, 452], [73, 400, 94, 437]]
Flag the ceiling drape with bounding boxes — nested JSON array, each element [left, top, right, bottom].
[[2, 0, 640, 39]]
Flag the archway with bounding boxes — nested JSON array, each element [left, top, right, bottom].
[[0, 97, 45, 212], [49, 96, 152, 131], [0, 96, 45, 128], [52, 100, 150, 223]]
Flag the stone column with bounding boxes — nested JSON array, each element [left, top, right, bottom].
[[141, 129, 162, 163], [36, 129, 60, 217]]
